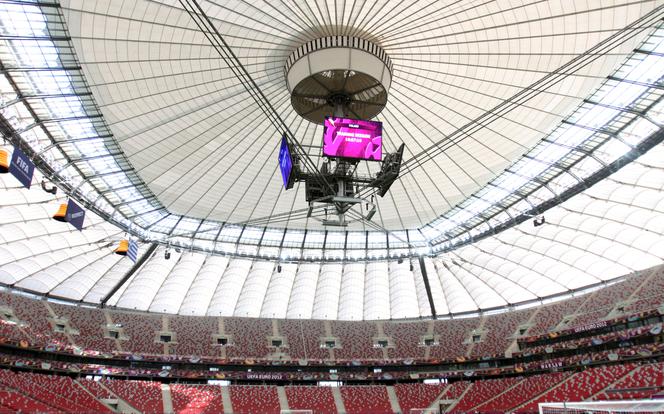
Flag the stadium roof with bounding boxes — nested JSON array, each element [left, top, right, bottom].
[[0, 0, 663, 318]]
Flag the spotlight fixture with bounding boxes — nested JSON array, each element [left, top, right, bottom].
[[0, 148, 8, 173]]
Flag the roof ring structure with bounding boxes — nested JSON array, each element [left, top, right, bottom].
[[285, 36, 393, 123]]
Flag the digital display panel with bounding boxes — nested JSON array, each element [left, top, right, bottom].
[[323, 117, 382, 161], [278, 135, 294, 189]]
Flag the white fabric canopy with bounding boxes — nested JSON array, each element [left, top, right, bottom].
[[57, 0, 660, 230]]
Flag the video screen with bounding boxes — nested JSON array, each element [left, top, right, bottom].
[[323, 117, 382, 161], [278, 135, 293, 189]]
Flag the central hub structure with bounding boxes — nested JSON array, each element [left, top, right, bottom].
[[284, 36, 393, 123], [280, 37, 401, 228]]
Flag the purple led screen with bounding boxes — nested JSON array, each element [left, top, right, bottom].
[[278, 135, 293, 189], [323, 117, 382, 161]]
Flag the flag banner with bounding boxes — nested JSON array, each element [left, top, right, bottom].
[[127, 239, 138, 262], [65, 199, 85, 231], [9, 147, 34, 189]]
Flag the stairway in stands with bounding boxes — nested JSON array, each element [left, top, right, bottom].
[[466, 378, 526, 412], [513, 374, 576, 412]]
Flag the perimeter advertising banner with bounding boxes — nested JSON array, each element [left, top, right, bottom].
[[9, 147, 35, 189], [65, 199, 85, 231], [323, 117, 382, 161]]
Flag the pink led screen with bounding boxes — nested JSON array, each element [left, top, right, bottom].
[[323, 117, 382, 161]]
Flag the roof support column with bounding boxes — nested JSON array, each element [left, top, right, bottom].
[[418, 256, 437, 319], [100, 243, 158, 306]]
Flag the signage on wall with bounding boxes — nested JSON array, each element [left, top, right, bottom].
[[9, 147, 34, 189]]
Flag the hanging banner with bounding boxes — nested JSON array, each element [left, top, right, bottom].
[[9, 147, 34, 189], [127, 239, 139, 262], [65, 199, 85, 230]]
